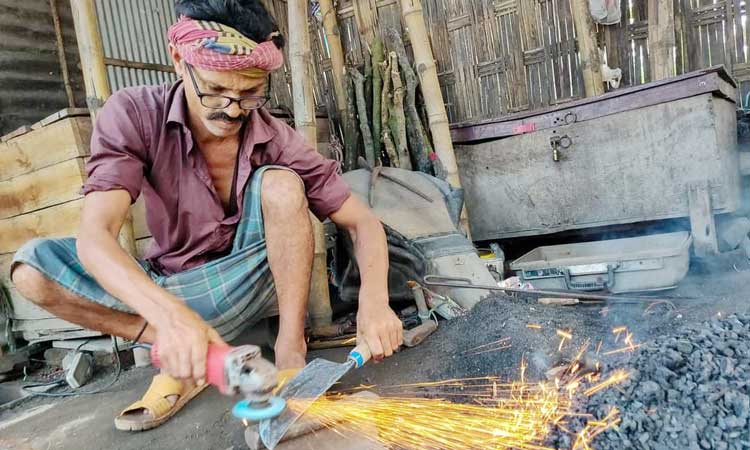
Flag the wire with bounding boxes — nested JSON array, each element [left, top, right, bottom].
[[73, 338, 93, 353], [127, 343, 152, 350], [22, 335, 123, 398]]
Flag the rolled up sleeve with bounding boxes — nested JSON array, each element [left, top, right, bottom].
[[81, 91, 148, 203], [268, 121, 351, 220]]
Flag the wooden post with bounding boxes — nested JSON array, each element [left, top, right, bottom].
[[50, 0, 75, 108], [70, 0, 137, 256], [70, 0, 110, 119], [400, 0, 470, 232], [648, 0, 676, 81], [688, 182, 719, 258], [319, 0, 347, 123], [571, 0, 604, 97], [287, 0, 334, 331]]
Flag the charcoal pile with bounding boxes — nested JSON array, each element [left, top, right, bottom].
[[566, 314, 750, 450]]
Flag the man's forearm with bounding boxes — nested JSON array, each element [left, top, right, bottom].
[[349, 216, 390, 301], [77, 232, 184, 331]]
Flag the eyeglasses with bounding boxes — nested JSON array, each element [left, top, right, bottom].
[[185, 63, 270, 111]]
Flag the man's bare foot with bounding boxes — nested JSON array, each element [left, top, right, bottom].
[[274, 337, 307, 369]]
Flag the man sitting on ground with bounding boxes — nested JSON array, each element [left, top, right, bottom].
[[11, 0, 402, 431]]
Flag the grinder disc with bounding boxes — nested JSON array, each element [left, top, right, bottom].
[[232, 396, 286, 421]]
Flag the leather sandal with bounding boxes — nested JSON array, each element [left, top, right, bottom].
[[114, 374, 207, 431]]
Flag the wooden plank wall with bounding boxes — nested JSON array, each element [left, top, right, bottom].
[[300, 0, 750, 127]]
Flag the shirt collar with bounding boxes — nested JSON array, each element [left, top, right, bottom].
[[165, 80, 277, 154], [166, 81, 189, 126]]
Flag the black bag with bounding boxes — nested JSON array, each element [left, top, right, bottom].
[[332, 223, 427, 303]]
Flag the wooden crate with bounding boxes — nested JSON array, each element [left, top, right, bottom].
[[0, 114, 92, 182], [0, 110, 149, 341], [0, 158, 87, 220]]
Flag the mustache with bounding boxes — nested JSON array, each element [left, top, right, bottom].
[[207, 112, 249, 123]]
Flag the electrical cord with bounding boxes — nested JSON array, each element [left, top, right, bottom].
[[22, 335, 123, 398]]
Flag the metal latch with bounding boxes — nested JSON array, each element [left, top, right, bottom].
[[550, 135, 572, 162]]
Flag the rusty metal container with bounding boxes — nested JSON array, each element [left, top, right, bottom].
[[452, 67, 741, 242]]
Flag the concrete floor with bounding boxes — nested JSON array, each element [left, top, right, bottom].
[[1, 250, 749, 450]]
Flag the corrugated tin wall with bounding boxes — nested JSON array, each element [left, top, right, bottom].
[[0, 0, 86, 135], [94, 0, 179, 91]]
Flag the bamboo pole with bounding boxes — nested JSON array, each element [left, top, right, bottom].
[[570, 0, 604, 97], [287, 0, 334, 332], [71, 0, 136, 256], [648, 0, 676, 81], [352, 0, 378, 47], [400, 0, 462, 186], [50, 0, 75, 108], [319, 0, 347, 122], [71, 0, 111, 119], [398, 1, 469, 234]]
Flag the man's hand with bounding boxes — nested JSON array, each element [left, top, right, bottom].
[[154, 303, 226, 381], [356, 287, 403, 361]]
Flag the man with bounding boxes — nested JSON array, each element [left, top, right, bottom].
[[10, 0, 402, 431]]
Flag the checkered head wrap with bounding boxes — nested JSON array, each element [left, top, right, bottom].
[[168, 15, 284, 78]]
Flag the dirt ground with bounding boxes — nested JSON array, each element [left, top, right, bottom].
[[1, 250, 749, 450]]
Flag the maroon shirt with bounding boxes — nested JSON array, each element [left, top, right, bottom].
[[82, 82, 350, 275]]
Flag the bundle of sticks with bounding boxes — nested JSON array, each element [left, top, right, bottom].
[[341, 29, 437, 177]]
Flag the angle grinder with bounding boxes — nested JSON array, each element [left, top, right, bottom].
[[150, 343, 286, 421]]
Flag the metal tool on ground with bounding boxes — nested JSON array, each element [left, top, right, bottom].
[[422, 275, 692, 303], [400, 280, 439, 346], [258, 343, 372, 450], [538, 297, 588, 306], [150, 343, 284, 421]]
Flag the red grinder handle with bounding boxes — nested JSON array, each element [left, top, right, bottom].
[[150, 343, 233, 393]]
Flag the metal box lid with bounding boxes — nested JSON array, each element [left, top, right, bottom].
[[510, 231, 692, 271], [451, 67, 737, 144]]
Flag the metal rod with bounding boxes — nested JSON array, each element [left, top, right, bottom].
[[422, 275, 687, 303], [358, 157, 434, 203]]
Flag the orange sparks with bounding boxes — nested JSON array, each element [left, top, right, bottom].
[[556, 330, 572, 352], [583, 369, 631, 396], [573, 407, 621, 450], [612, 327, 627, 344], [602, 331, 641, 356], [463, 337, 512, 356], [287, 365, 628, 450], [557, 329, 573, 340], [283, 322, 639, 449], [602, 344, 643, 356], [288, 382, 566, 450]]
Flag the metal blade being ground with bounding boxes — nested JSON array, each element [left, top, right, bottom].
[[259, 357, 354, 449]]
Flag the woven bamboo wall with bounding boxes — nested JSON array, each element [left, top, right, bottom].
[[271, 0, 750, 127]]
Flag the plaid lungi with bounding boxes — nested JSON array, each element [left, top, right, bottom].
[[11, 166, 286, 341]]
